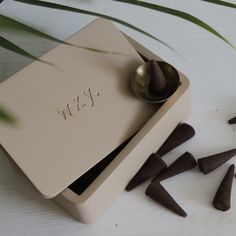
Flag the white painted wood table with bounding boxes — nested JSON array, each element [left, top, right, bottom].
[[1, 0, 236, 235]]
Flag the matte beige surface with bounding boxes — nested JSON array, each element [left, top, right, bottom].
[[0, 19, 157, 198], [0, 19, 191, 224], [55, 30, 191, 224]]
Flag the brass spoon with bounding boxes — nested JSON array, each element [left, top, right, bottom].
[[131, 60, 180, 103]]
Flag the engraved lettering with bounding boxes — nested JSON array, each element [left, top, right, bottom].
[[56, 104, 72, 120], [75, 95, 81, 111], [55, 88, 100, 120], [83, 88, 95, 107]]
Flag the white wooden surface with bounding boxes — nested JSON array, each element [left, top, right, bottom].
[[1, 0, 236, 235]]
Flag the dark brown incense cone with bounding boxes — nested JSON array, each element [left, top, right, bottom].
[[145, 180, 187, 217], [198, 148, 236, 174], [213, 164, 235, 211], [228, 116, 236, 124], [125, 153, 166, 191], [148, 60, 167, 96], [157, 123, 195, 157], [155, 152, 197, 181]]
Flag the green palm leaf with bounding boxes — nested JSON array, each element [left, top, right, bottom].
[[0, 106, 16, 125], [113, 0, 234, 48], [13, 0, 176, 52], [0, 14, 73, 45], [0, 14, 123, 55], [202, 0, 236, 9], [0, 36, 46, 62]]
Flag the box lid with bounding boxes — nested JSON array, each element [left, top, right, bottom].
[[0, 19, 156, 198]]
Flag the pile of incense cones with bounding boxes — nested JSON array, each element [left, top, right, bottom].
[[126, 119, 236, 217]]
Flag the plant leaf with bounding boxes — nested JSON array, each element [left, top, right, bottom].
[[0, 14, 75, 46], [0, 14, 122, 55], [13, 0, 176, 52], [0, 106, 16, 125], [0, 36, 46, 61], [112, 0, 234, 48], [202, 0, 236, 9]]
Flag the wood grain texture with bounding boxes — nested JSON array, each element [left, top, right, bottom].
[[1, 0, 236, 235]]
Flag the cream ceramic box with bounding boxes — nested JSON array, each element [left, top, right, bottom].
[[0, 19, 191, 223]]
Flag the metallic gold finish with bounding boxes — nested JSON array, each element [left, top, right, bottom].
[[131, 61, 180, 103]]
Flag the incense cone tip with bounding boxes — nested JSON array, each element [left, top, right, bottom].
[[125, 153, 166, 191], [145, 181, 187, 217], [212, 164, 235, 211], [228, 117, 236, 124], [198, 149, 236, 174]]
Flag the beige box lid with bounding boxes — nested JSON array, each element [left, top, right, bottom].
[[0, 19, 156, 198]]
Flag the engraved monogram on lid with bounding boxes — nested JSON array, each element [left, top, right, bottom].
[[55, 88, 100, 120]]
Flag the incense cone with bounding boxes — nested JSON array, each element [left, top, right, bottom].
[[198, 148, 236, 174], [213, 164, 235, 211], [125, 153, 166, 191], [145, 180, 187, 217], [157, 123, 195, 157], [148, 60, 167, 96], [155, 152, 197, 181], [228, 116, 236, 124]]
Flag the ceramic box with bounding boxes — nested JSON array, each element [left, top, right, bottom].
[[0, 19, 191, 223]]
